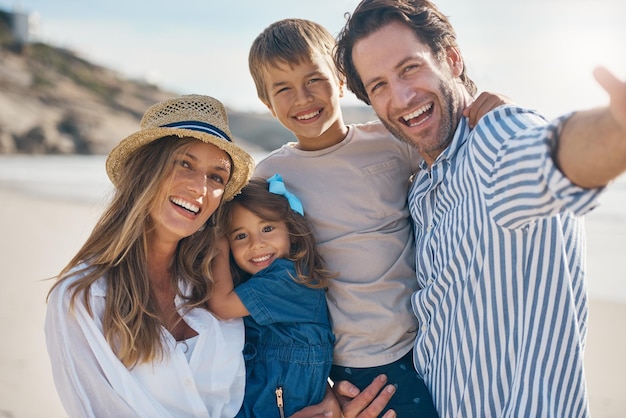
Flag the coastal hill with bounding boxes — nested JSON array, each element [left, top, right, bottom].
[[0, 8, 375, 155]]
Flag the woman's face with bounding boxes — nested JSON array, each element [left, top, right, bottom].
[[149, 140, 232, 245]]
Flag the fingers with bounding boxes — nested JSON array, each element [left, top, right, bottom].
[[288, 385, 338, 417], [334, 375, 396, 418], [464, 92, 513, 128], [593, 66, 623, 94], [593, 67, 626, 134]]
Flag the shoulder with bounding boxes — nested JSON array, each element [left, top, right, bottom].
[[475, 105, 550, 133]]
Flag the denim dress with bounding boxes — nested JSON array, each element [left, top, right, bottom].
[[234, 258, 334, 418]]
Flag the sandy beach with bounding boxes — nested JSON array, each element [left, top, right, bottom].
[[1, 181, 625, 417]]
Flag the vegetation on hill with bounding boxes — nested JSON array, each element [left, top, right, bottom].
[[0, 7, 375, 155]]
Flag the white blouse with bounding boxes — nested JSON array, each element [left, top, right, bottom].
[[45, 270, 245, 418]]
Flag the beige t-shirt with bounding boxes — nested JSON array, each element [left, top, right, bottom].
[[255, 121, 421, 368]]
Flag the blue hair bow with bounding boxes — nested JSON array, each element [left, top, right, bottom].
[[267, 174, 304, 216]]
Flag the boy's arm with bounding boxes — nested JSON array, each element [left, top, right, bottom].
[[463, 91, 513, 128], [207, 237, 250, 320]]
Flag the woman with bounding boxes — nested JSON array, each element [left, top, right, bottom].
[[44, 95, 254, 417]]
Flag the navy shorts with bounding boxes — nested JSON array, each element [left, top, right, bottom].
[[330, 350, 438, 417]]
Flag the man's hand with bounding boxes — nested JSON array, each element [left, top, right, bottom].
[[333, 374, 397, 418], [594, 66, 626, 134]]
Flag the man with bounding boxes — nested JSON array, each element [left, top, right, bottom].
[[331, 0, 626, 417]]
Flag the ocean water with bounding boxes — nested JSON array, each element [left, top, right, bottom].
[[1, 155, 624, 303]]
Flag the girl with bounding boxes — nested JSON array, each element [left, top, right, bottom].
[[44, 95, 255, 417], [209, 174, 336, 418]]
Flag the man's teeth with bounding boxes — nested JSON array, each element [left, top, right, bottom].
[[403, 103, 432, 122], [171, 197, 199, 214], [296, 109, 321, 120], [252, 255, 272, 263]]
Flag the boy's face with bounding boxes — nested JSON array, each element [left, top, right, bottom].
[[263, 53, 345, 150]]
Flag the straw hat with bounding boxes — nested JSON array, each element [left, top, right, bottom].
[[106, 94, 254, 201]]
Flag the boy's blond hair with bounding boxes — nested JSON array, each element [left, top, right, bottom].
[[248, 18, 341, 106]]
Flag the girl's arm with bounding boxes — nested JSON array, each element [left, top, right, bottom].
[[207, 237, 250, 319]]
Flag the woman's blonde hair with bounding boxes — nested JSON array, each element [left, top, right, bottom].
[[48, 136, 226, 368]]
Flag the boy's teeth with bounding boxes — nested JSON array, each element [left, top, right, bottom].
[[403, 103, 432, 121], [297, 110, 321, 120], [171, 197, 199, 213]]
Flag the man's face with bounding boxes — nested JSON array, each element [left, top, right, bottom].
[[352, 20, 467, 165]]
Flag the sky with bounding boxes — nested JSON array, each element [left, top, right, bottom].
[[2, 0, 625, 118]]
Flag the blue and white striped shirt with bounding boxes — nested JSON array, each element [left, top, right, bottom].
[[409, 106, 602, 418]]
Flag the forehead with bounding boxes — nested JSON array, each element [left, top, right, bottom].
[[263, 53, 336, 83], [353, 21, 431, 76], [180, 140, 231, 170]]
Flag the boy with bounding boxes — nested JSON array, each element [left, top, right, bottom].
[[249, 18, 504, 416]]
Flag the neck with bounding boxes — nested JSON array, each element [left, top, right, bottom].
[[295, 118, 349, 151]]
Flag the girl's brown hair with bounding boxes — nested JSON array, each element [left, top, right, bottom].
[[219, 177, 335, 288]]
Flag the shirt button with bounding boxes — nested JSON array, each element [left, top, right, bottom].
[[427, 279, 434, 285], [421, 325, 428, 332], [184, 378, 193, 387]]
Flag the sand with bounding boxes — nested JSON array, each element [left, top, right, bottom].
[[0, 185, 624, 418]]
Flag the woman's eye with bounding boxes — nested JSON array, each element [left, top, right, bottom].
[[208, 173, 225, 184]]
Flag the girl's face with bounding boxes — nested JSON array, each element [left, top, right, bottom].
[[149, 140, 231, 245], [226, 204, 291, 275]]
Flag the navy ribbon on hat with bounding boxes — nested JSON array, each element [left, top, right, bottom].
[[163, 121, 232, 142], [267, 174, 304, 216]]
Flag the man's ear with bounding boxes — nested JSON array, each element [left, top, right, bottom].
[[445, 46, 464, 77]]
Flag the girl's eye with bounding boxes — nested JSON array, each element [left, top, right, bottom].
[[233, 232, 247, 241], [262, 225, 275, 233]]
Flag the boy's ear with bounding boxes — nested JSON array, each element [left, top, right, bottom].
[[263, 100, 277, 118]]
